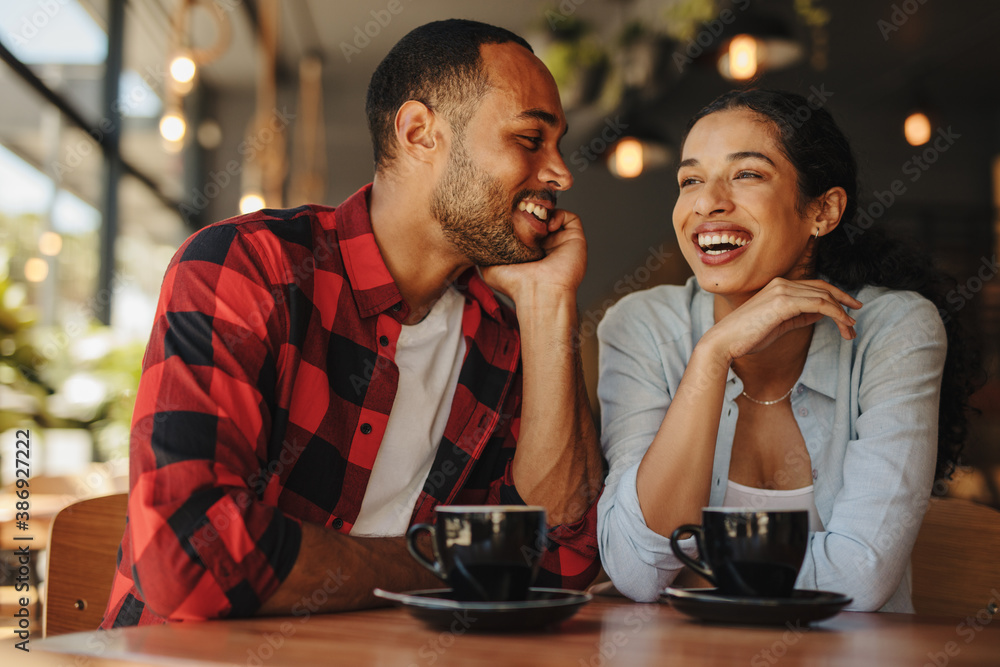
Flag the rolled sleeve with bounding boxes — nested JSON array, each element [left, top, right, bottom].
[[495, 459, 603, 591]]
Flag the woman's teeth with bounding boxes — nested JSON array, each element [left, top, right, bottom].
[[698, 232, 749, 255], [518, 201, 548, 221]]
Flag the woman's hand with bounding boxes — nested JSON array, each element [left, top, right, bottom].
[[702, 278, 863, 363]]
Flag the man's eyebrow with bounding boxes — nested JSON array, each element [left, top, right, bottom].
[[677, 152, 775, 171], [517, 108, 560, 126], [516, 108, 570, 139]]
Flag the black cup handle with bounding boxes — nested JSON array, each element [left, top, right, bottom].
[[669, 524, 716, 584], [406, 523, 446, 581]]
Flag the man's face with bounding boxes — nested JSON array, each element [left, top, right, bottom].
[[430, 42, 573, 266]]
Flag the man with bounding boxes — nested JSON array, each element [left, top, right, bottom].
[[101, 19, 603, 627]]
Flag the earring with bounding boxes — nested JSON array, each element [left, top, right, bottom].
[[814, 229, 820, 239]]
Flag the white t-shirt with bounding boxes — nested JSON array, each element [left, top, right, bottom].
[[351, 286, 467, 536]]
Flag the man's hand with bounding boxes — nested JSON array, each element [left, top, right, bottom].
[[480, 209, 587, 305], [477, 208, 602, 526]]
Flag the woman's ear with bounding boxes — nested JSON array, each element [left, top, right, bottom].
[[812, 186, 847, 237], [394, 100, 439, 164]]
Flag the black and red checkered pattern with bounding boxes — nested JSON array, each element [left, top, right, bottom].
[[100, 184, 600, 627]]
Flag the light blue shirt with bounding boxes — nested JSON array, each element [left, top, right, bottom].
[[597, 277, 946, 612]]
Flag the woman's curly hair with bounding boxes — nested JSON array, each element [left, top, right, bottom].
[[687, 89, 985, 481]]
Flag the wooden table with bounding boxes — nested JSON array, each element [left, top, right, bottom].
[[25, 596, 1000, 666]]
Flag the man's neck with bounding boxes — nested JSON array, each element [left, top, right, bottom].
[[368, 175, 471, 324]]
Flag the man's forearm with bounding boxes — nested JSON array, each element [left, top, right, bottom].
[[257, 521, 441, 616], [510, 289, 604, 526]]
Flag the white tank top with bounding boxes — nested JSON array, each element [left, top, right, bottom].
[[723, 479, 824, 532]]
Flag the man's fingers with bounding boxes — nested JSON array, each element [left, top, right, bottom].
[[548, 209, 581, 233]]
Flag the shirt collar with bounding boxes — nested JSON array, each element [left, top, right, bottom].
[[334, 183, 509, 324]]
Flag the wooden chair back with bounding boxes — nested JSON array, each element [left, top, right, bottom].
[[44, 493, 128, 637], [911, 496, 1000, 618]]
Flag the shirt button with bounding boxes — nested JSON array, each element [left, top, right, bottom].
[[797, 386, 805, 394], [812, 469, 819, 480], [391, 303, 402, 312], [360, 423, 372, 434], [332, 517, 344, 529], [379, 335, 389, 347], [799, 408, 809, 417]]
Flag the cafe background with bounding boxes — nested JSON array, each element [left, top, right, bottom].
[[0, 0, 998, 623]]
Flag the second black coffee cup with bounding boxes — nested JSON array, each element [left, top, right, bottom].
[[669, 508, 809, 598]]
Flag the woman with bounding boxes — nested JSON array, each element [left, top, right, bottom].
[[596, 89, 980, 612]]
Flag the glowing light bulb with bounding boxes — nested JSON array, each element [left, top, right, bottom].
[[24, 257, 48, 282], [729, 35, 758, 80], [239, 192, 266, 214], [904, 112, 932, 146], [169, 55, 197, 83], [611, 138, 644, 179], [39, 231, 62, 256], [160, 111, 187, 142]]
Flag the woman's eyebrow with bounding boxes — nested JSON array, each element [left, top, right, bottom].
[[727, 151, 775, 165], [677, 151, 775, 172]]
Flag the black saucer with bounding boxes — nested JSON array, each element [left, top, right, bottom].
[[662, 587, 852, 626], [373, 587, 591, 632]]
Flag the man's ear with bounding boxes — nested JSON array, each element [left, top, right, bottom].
[[394, 100, 440, 164], [812, 186, 847, 237]]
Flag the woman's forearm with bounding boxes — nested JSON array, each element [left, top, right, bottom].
[[634, 337, 731, 535]]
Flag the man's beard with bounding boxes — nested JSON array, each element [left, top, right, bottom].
[[430, 141, 544, 266]]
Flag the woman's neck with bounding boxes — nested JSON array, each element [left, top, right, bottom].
[[714, 294, 814, 397]]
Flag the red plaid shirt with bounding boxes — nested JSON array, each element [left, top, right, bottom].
[[101, 184, 600, 628]]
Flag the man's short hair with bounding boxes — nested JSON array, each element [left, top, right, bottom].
[[365, 19, 533, 171]]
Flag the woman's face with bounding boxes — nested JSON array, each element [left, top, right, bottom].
[[673, 108, 817, 297]]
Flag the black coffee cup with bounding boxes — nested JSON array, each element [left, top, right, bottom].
[[669, 508, 809, 598], [406, 505, 548, 602]]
